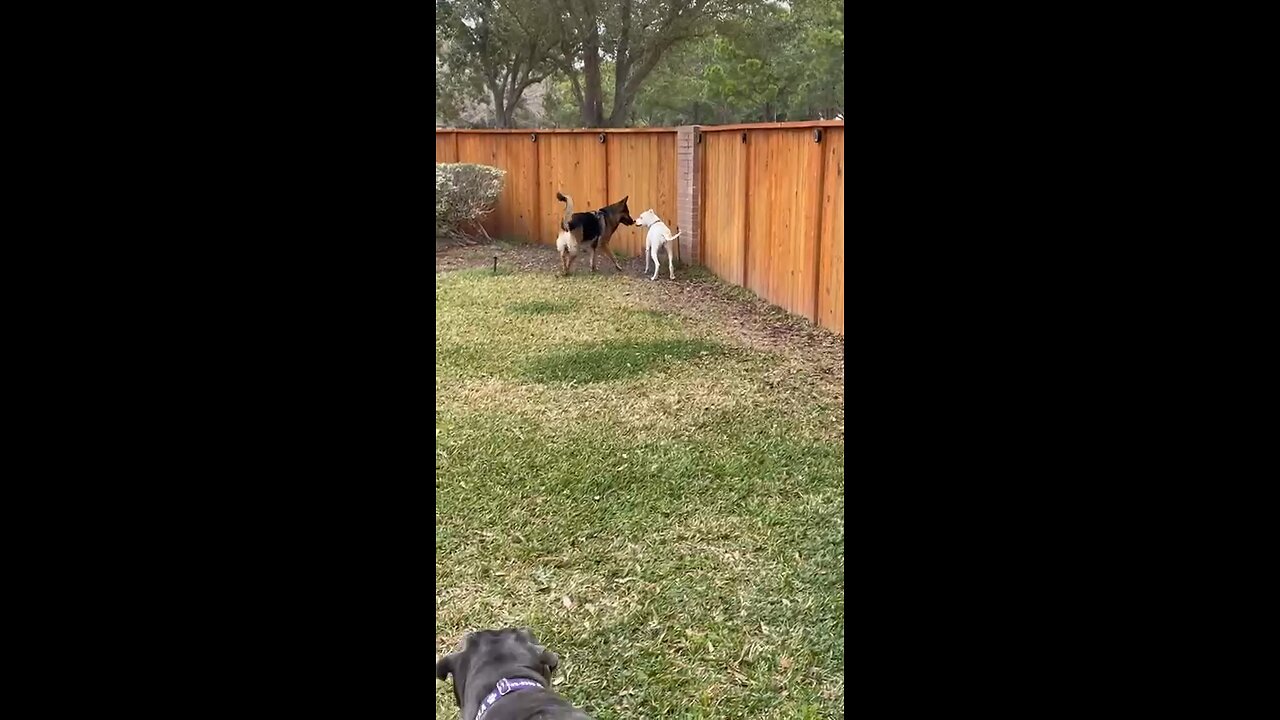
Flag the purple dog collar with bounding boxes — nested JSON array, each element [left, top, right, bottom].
[[474, 677, 542, 720]]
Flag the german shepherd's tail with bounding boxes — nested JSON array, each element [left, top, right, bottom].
[[556, 192, 573, 230]]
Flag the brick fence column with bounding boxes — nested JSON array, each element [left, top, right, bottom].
[[675, 125, 702, 265]]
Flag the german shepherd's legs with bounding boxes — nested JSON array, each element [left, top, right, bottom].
[[599, 238, 624, 271], [587, 245, 624, 272]]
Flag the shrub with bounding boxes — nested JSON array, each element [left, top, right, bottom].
[[436, 163, 505, 240]]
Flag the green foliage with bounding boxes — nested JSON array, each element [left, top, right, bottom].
[[604, 0, 844, 126]]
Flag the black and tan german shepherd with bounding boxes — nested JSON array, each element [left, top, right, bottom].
[[554, 191, 635, 275]]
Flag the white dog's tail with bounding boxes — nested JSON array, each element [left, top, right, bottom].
[[666, 230, 682, 242]]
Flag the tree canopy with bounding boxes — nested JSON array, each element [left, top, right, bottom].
[[435, 0, 843, 128]]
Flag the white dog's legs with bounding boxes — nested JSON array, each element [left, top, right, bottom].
[[667, 244, 676, 279], [644, 241, 651, 275], [650, 242, 661, 281]]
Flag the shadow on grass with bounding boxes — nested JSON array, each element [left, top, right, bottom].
[[523, 338, 722, 384], [507, 299, 580, 315], [437, 343, 487, 373]]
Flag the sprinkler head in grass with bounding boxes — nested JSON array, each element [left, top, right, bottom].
[[493, 255, 498, 274]]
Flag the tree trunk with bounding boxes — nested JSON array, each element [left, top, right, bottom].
[[606, 33, 675, 127], [570, 0, 693, 128], [489, 85, 510, 128], [610, 0, 632, 128], [607, 92, 637, 128], [582, 25, 604, 126]]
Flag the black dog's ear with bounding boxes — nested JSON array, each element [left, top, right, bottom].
[[541, 650, 560, 676], [621, 195, 629, 204], [436, 654, 456, 682]]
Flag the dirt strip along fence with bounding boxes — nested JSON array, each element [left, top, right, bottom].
[[436, 121, 844, 335]]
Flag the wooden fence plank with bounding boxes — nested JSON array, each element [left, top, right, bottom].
[[745, 128, 824, 320], [435, 132, 457, 163], [536, 134, 609, 245], [606, 133, 677, 258], [816, 128, 844, 334], [700, 132, 747, 285]]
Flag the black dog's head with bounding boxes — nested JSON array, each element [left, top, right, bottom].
[[608, 195, 634, 226], [435, 628, 560, 708]]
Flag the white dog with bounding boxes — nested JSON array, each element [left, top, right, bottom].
[[634, 209, 681, 281]]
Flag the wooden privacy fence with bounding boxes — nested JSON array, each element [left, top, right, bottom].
[[435, 128, 676, 261], [436, 120, 844, 335]]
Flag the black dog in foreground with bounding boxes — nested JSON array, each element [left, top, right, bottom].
[[436, 628, 593, 719], [554, 191, 634, 275]]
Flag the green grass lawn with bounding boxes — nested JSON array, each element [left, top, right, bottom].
[[436, 264, 844, 719]]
